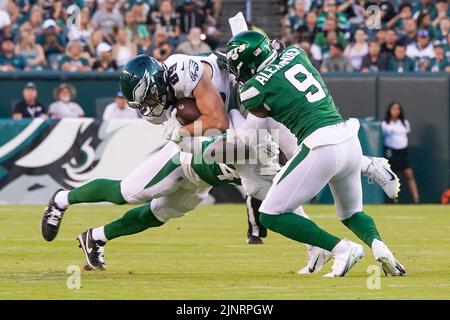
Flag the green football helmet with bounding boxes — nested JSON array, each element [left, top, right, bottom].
[[226, 31, 278, 82], [119, 54, 170, 117]]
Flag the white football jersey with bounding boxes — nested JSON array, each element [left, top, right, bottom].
[[164, 53, 237, 111]]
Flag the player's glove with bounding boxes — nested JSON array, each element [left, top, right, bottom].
[[256, 140, 281, 176], [162, 108, 183, 142]]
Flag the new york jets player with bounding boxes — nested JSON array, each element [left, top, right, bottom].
[[226, 31, 405, 277]]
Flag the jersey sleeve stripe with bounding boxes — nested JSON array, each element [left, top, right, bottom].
[[240, 87, 260, 102]]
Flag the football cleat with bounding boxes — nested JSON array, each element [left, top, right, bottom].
[[372, 239, 406, 276], [247, 235, 264, 245], [364, 157, 400, 199], [323, 240, 364, 278], [298, 245, 332, 274], [77, 229, 107, 270], [41, 189, 67, 241]]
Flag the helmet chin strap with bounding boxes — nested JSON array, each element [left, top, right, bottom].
[[256, 49, 278, 73]]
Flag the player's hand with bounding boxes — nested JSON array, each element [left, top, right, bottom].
[[256, 140, 281, 176], [162, 108, 183, 142]]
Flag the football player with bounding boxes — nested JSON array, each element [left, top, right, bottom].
[[225, 31, 406, 277]]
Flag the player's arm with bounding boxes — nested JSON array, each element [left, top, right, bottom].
[[182, 64, 229, 135]]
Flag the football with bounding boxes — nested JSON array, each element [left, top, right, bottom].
[[174, 98, 201, 125]]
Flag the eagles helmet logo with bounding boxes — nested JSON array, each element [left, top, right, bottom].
[[132, 69, 151, 104]]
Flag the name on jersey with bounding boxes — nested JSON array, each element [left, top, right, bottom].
[[255, 48, 301, 86]]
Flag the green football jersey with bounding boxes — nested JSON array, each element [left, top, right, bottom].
[[240, 45, 343, 144], [190, 136, 242, 187]]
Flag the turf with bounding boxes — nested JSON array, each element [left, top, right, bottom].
[[0, 204, 449, 300]]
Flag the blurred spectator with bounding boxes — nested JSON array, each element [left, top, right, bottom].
[[297, 11, 318, 43], [298, 41, 320, 70], [93, 42, 117, 71], [203, 15, 221, 50], [68, 7, 93, 48], [413, 0, 437, 21], [337, 0, 367, 29], [87, 30, 105, 58], [0, 8, 12, 35], [427, 42, 450, 72], [103, 91, 139, 120], [149, 29, 173, 61], [176, 27, 211, 54], [48, 83, 85, 119], [398, 17, 418, 45], [59, 40, 92, 72], [313, 18, 347, 57], [19, 5, 44, 36], [406, 29, 435, 71], [317, 0, 348, 31], [380, 28, 398, 57], [91, 0, 124, 37], [112, 28, 137, 68], [12, 82, 47, 119], [381, 102, 419, 203], [344, 28, 368, 71], [373, 0, 397, 25], [37, 19, 66, 69], [361, 40, 387, 72], [321, 42, 353, 72], [15, 29, 46, 71], [150, 0, 181, 44], [0, 35, 26, 71], [417, 11, 437, 39], [282, 0, 306, 42], [387, 3, 413, 29], [433, 0, 449, 29], [177, 0, 206, 34], [436, 16, 449, 41], [387, 42, 415, 72]]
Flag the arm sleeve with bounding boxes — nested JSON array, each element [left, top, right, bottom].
[[239, 82, 265, 111]]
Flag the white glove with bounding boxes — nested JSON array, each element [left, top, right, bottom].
[[256, 140, 281, 176], [162, 108, 182, 142]]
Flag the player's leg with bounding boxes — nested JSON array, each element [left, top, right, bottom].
[[329, 137, 405, 276], [77, 183, 211, 270], [246, 196, 267, 244], [259, 144, 364, 277], [41, 142, 182, 241]]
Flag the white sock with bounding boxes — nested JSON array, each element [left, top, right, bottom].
[[54, 190, 70, 209], [92, 226, 108, 242], [361, 156, 373, 174]]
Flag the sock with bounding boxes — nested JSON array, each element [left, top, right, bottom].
[[104, 204, 164, 240], [68, 179, 126, 205], [54, 190, 70, 209], [342, 211, 382, 247], [260, 212, 340, 252], [361, 156, 372, 174], [92, 226, 107, 242]]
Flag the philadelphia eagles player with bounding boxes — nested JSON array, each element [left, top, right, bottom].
[[225, 31, 405, 277]]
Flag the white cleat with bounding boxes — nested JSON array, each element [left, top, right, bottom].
[[323, 240, 365, 278], [364, 157, 400, 199], [372, 239, 406, 276], [298, 245, 332, 274]]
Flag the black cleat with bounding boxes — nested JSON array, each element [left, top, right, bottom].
[[247, 235, 264, 245], [41, 189, 67, 241], [77, 229, 107, 270]]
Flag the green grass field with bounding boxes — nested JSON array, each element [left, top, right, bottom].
[[0, 204, 449, 300]]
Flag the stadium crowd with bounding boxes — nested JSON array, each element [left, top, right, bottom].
[[0, 0, 449, 74], [0, 0, 222, 71], [280, 0, 450, 72]]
